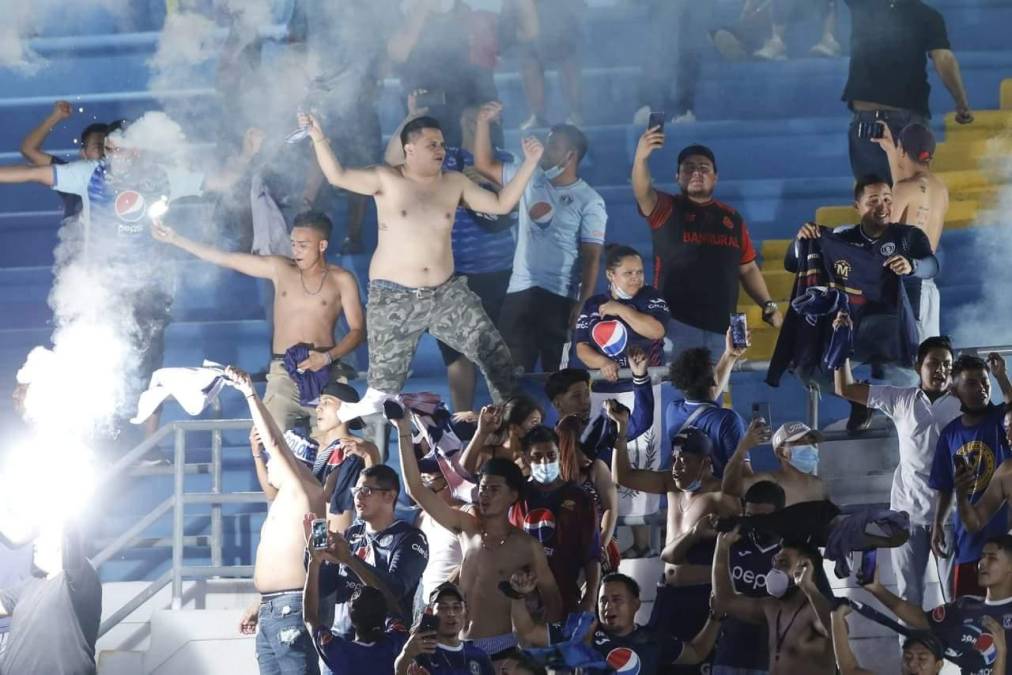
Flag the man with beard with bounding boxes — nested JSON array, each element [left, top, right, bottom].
[[393, 402, 563, 657], [928, 354, 1012, 598], [632, 133, 782, 355], [473, 102, 606, 372], [611, 404, 737, 674], [712, 532, 837, 674], [303, 112, 541, 408], [834, 337, 962, 608], [152, 211, 365, 434]]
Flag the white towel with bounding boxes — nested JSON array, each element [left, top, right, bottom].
[[131, 360, 229, 424], [250, 171, 292, 257]]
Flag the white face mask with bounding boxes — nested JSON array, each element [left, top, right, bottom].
[[611, 283, 634, 300], [531, 460, 561, 484], [765, 568, 792, 598]]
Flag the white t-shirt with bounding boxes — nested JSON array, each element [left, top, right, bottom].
[[867, 385, 962, 525], [502, 161, 607, 300], [418, 511, 462, 600]]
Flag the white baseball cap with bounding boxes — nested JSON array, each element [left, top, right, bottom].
[[772, 421, 822, 449]]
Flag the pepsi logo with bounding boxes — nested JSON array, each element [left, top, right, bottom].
[[522, 508, 556, 544], [606, 647, 641, 674], [973, 628, 998, 665], [115, 190, 147, 223], [592, 320, 628, 359], [529, 201, 553, 228]]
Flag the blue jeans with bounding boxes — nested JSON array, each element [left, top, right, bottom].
[[255, 592, 320, 675]]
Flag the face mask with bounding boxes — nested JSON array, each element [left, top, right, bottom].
[[765, 568, 793, 598], [531, 460, 561, 484], [542, 163, 565, 180], [611, 283, 634, 300], [682, 477, 703, 493], [788, 445, 819, 475]]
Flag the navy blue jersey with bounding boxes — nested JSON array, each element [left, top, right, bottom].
[[715, 533, 780, 669], [664, 400, 746, 478], [443, 147, 516, 275], [320, 441, 366, 516], [570, 287, 669, 369], [929, 406, 1010, 564], [319, 520, 429, 621], [548, 624, 685, 674], [410, 642, 495, 675], [926, 595, 1012, 674], [314, 620, 408, 675]]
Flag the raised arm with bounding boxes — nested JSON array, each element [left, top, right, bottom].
[[631, 126, 663, 216], [831, 605, 876, 675], [860, 569, 930, 631], [714, 328, 747, 396], [0, 164, 56, 186], [834, 357, 870, 406], [930, 49, 972, 123], [507, 570, 551, 647], [393, 413, 468, 534], [151, 218, 279, 279], [721, 418, 769, 498], [386, 1, 433, 64], [460, 137, 543, 215], [302, 113, 383, 196], [955, 459, 1010, 533], [986, 353, 1012, 403], [459, 405, 501, 476], [608, 402, 672, 495], [472, 102, 505, 182], [302, 514, 325, 634], [20, 101, 71, 166], [712, 530, 768, 624], [249, 426, 278, 502]]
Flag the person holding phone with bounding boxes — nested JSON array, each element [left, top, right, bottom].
[[301, 515, 408, 674], [395, 582, 495, 674], [928, 355, 1012, 598], [722, 419, 827, 507]]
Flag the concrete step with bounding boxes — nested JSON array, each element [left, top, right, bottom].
[[1002, 79, 1012, 110]]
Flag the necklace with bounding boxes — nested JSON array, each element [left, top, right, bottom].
[[299, 266, 329, 295], [774, 603, 806, 662], [480, 528, 510, 550]]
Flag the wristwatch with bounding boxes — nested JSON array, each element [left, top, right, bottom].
[[761, 301, 778, 317]]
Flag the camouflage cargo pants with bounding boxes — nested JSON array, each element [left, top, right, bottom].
[[367, 276, 516, 402]]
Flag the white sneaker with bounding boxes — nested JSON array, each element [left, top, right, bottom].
[[671, 110, 696, 124], [519, 114, 547, 130], [810, 35, 842, 58], [632, 105, 651, 126], [754, 36, 787, 61]]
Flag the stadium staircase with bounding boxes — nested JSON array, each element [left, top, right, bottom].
[[0, 1, 1009, 672]]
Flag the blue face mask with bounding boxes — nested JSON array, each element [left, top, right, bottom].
[[682, 477, 703, 493], [542, 163, 565, 180], [531, 460, 561, 484], [789, 445, 819, 475]]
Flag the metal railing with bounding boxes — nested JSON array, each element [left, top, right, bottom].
[[96, 418, 260, 638]]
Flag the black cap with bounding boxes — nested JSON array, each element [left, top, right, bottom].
[[428, 581, 465, 604], [321, 382, 363, 430], [672, 427, 713, 457], [899, 123, 936, 163], [677, 144, 717, 172], [903, 632, 944, 661]]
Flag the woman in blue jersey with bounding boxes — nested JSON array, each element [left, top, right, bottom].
[[569, 245, 669, 377]]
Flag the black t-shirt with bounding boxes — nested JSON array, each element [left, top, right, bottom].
[[548, 624, 685, 674], [842, 0, 951, 117], [0, 545, 102, 674], [641, 191, 757, 334]]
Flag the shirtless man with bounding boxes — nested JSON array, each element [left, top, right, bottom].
[[151, 210, 364, 432], [713, 530, 836, 674], [722, 420, 826, 506], [874, 121, 949, 340], [392, 402, 563, 657], [228, 366, 325, 675], [301, 112, 543, 407], [610, 402, 737, 674]]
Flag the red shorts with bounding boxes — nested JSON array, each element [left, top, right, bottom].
[[953, 561, 986, 598]]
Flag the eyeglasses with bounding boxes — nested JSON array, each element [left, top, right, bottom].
[[351, 485, 392, 498]]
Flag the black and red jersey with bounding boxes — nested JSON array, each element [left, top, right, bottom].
[[642, 191, 757, 334]]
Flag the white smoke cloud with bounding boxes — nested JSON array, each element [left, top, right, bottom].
[[0, 0, 132, 71], [948, 127, 1012, 350]]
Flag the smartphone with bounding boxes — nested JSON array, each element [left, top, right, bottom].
[[647, 111, 666, 132], [857, 120, 885, 140], [856, 549, 877, 585], [415, 89, 447, 109], [417, 611, 440, 633], [730, 312, 749, 349], [751, 402, 772, 427], [310, 518, 328, 550]]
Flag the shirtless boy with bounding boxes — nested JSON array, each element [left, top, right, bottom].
[[874, 122, 949, 340], [301, 112, 543, 406], [392, 403, 562, 658], [227, 366, 325, 675], [152, 210, 364, 431]]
